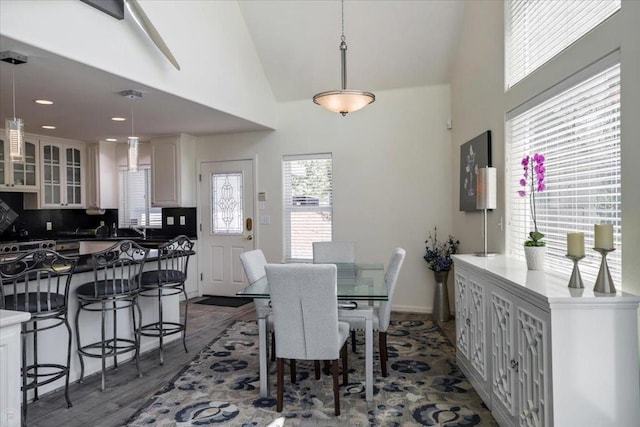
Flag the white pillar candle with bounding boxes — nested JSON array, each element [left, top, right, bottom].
[[594, 224, 614, 249], [567, 232, 585, 256]]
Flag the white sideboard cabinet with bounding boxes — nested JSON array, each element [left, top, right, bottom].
[[452, 254, 640, 427]]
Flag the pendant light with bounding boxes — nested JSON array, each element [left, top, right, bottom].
[[120, 90, 142, 171], [1, 51, 28, 161], [313, 0, 375, 116]]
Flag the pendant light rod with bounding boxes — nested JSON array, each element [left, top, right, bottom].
[[2, 51, 28, 161]]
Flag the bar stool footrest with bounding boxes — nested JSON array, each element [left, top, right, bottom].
[[77, 337, 138, 358], [140, 321, 185, 338], [23, 363, 69, 389]]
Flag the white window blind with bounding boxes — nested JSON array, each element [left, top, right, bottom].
[[283, 154, 333, 262], [507, 62, 621, 283], [505, 0, 620, 88], [119, 167, 162, 229]]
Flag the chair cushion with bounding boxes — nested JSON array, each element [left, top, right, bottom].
[[138, 270, 186, 286], [76, 279, 137, 298], [3, 293, 65, 313]]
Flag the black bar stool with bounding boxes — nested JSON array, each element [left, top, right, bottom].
[[0, 249, 77, 427], [74, 240, 149, 391], [138, 235, 194, 365]]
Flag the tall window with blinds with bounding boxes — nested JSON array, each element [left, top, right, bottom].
[[283, 154, 333, 262], [507, 62, 621, 283], [505, 0, 620, 88], [119, 167, 162, 229]]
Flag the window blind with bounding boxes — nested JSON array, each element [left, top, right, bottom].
[[119, 167, 162, 229], [507, 62, 621, 283], [505, 0, 620, 88], [283, 154, 333, 262]]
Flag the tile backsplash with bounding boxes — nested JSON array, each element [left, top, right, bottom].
[[0, 192, 197, 241]]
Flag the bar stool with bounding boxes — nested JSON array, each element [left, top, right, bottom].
[[74, 240, 149, 391], [0, 249, 77, 427], [138, 235, 194, 365]]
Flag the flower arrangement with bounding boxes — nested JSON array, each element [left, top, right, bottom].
[[424, 227, 460, 271], [518, 153, 546, 246]]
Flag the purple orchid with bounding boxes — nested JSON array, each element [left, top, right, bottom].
[[518, 152, 546, 246]]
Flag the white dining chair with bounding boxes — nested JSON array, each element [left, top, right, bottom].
[[341, 247, 406, 377], [312, 241, 360, 352], [266, 263, 349, 416], [239, 249, 275, 359]]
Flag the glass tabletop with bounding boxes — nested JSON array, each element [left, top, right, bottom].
[[237, 262, 388, 301]]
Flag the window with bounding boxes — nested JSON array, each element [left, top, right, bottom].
[[507, 59, 621, 283], [505, 0, 620, 88], [119, 167, 162, 229], [283, 154, 333, 261]]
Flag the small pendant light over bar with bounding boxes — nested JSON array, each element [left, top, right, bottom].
[[313, 0, 375, 116], [120, 89, 142, 171], [1, 51, 28, 161]]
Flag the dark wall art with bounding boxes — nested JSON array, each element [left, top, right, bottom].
[[459, 130, 492, 212]]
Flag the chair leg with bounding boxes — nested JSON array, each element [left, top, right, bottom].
[[332, 359, 340, 416], [181, 284, 189, 353], [64, 318, 73, 408], [101, 302, 107, 391], [341, 343, 348, 386], [75, 304, 85, 383], [276, 358, 284, 412], [112, 300, 118, 370], [157, 289, 164, 365], [380, 331, 388, 377], [314, 361, 321, 380], [32, 323, 39, 401], [351, 330, 357, 353], [134, 297, 143, 378], [21, 324, 28, 427], [290, 359, 297, 384], [270, 332, 276, 362]]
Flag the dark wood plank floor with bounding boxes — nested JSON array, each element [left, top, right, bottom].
[[24, 299, 454, 426]]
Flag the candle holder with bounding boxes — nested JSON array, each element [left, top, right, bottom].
[[593, 248, 616, 293], [565, 255, 585, 289]]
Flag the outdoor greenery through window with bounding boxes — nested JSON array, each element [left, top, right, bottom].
[[283, 154, 332, 261], [118, 167, 162, 229], [507, 59, 621, 283], [505, 0, 620, 88]]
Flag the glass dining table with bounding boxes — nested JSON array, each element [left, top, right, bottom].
[[236, 262, 386, 402]]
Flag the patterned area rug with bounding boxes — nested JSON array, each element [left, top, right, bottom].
[[127, 320, 496, 426]]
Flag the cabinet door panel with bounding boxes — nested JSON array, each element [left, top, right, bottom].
[[468, 279, 487, 378], [454, 271, 469, 358], [491, 290, 516, 418], [517, 306, 548, 427]]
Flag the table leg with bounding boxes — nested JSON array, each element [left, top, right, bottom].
[[365, 314, 373, 401], [256, 306, 269, 398]]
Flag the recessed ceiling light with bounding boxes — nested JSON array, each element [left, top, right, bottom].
[[41, 125, 56, 130], [112, 117, 126, 122], [34, 99, 54, 105], [106, 138, 117, 142]]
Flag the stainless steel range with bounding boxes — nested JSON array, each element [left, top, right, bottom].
[[0, 240, 56, 254]]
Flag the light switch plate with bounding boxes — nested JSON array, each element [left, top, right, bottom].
[[180, 216, 186, 226], [259, 215, 270, 225], [46, 222, 52, 231], [167, 216, 174, 225]]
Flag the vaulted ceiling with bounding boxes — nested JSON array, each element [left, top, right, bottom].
[[0, 0, 465, 143]]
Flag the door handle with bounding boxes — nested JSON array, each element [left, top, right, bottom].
[[246, 218, 253, 231]]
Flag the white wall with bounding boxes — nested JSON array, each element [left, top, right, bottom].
[[0, 0, 277, 129], [451, 1, 640, 341], [196, 85, 453, 313]]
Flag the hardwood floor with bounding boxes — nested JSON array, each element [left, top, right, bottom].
[[24, 300, 455, 426]]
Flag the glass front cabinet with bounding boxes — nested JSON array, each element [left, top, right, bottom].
[[37, 139, 85, 208], [0, 135, 39, 191]]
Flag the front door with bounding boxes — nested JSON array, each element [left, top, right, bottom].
[[199, 159, 255, 296]]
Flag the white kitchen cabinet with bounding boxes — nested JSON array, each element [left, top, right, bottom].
[[452, 254, 640, 426], [0, 134, 39, 192], [0, 310, 30, 427], [150, 134, 196, 207], [86, 141, 117, 209], [28, 139, 85, 208]]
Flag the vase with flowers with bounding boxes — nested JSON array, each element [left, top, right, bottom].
[[518, 153, 546, 270], [424, 227, 460, 322]]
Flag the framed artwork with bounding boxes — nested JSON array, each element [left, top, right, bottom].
[[459, 130, 492, 211]]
